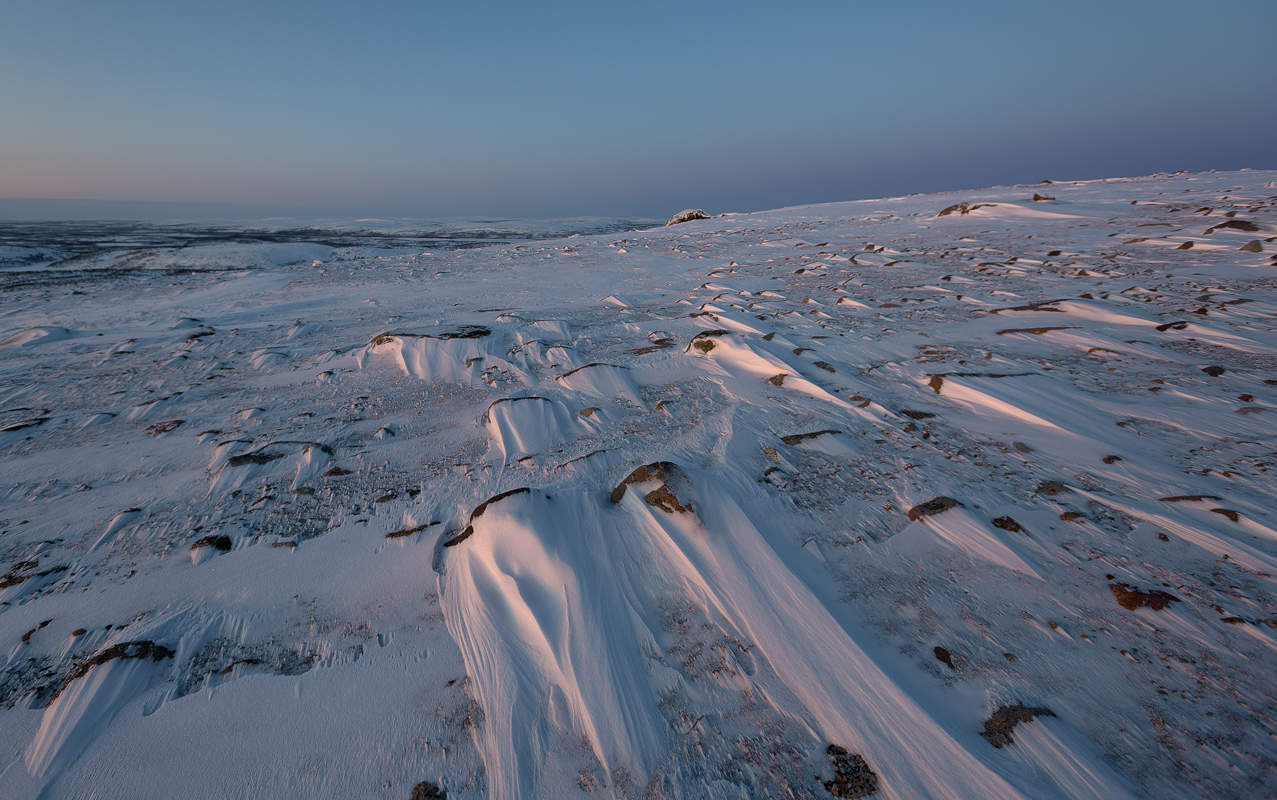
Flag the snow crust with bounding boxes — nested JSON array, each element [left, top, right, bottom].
[[1, 170, 1275, 799]]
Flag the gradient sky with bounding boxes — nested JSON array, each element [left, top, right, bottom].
[[3, 0, 1274, 217]]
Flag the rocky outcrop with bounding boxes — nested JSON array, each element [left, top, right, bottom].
[[665, 209, 711, 226]]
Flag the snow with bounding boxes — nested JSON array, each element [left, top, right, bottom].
[[1, 170, 1275, 798]]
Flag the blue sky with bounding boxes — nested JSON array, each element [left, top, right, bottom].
[[2, 0, 1274, 217]]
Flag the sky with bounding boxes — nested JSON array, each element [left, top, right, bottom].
[[2, 0, 1274, 218]]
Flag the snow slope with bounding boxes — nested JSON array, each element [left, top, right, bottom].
[[1, 170, 1275, 799]]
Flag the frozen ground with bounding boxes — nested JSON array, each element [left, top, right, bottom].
[[0, 170, 1274, 799]]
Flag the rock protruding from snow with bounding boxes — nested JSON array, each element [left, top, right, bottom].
[[610, 462, 694, 513], [665, 208, 710, 226]]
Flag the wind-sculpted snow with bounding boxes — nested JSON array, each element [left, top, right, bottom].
[[1, 170, 1275, 798]]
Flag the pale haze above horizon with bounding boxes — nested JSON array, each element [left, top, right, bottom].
[[3, 0, 1274, 219]]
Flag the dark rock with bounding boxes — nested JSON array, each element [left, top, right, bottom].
[[1204, 219, 1259, 233], [900, 409, 935, 420], [53, 640, 176, 702], [938, 202, 991, 217], [980, 704, 1055, 747], [146, 419, 184, 436], [227, 450, 284, 467], [780, 430, 841, 445], [443, 488, 532, 546], [192, 535, 232, 552], [822, 744, 879, 798], [992, 516, 1022, 533], [933, 646, 956, 670], [665, 209, 710, 226], [410, 781, 447, 800], [685, 329, 729, 354], [386, 521, 439, 539], [1109, 582, 1179, 611], [995, 326, 1077, 336], [907, 496, 962, 521]]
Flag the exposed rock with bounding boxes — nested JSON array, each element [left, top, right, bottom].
[[822, 744, 879, 798], [1201, 365, 1225, 377], [1035, 480, 1068, 496], [992, 516, 1022, 533], [386, 522, 439, 539], [907, 496, 962, 521], [937, 202, 992, 217], [191, 535, 232, 552], [1204, 219, 1259, 234], [780, 429, 841, 445], [410, 781, 447, 800], [665, 209, 711, 226], [995, 326, 1077, 336], [146, 419, 183, 435], [1176, 241, 1194, 250], [227, 450, 284, 467], [900, 409, 935, 420], [980, 704, 1055, 747], [1110, 582, 1179, 611], [1, 560, 68, 589], [685, 329, 729, 353], [443, 488, 532, 546], [370, 326, 489, 346], [1032, 193, 1055, 202], [610, 462, 693, 514], [1239, 239, 1263, 252], [933, 646, 956, 670], [52, 640, 176, 702]]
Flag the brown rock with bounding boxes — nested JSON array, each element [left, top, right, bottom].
[[1109, 582, 1179, 611], [980, 705, 1055, 748], [907, 496, 962, 521]]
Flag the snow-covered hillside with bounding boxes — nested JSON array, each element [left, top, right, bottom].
[[1, 170, 1274, 799]]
